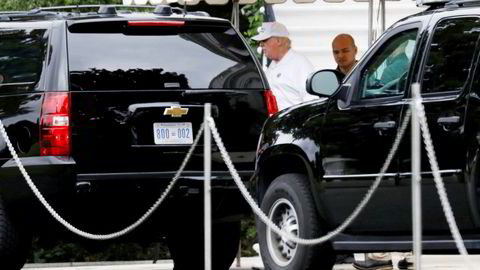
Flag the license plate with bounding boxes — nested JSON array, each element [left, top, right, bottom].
[[153, 122, 193, 145]]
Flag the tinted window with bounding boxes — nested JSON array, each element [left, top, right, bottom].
[[422, 17, 480, 94], [67, 23, 263, 91], [359, 29, 417, 99], [0, 28, 48, 92]]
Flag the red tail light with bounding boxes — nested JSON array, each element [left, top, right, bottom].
[[128, 21, 185, 27], [40, 92, 70, 156], [264, 89, 278, 117]]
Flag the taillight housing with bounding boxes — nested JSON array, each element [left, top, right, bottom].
[[40, 92, 70, 156], [264, 89, 278, 117]]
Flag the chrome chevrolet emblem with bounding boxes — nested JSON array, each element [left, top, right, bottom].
[[164, 106, 188, 117]]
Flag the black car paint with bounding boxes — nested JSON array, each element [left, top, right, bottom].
[[254, 6, 480, 252], [0, 15, 269, 236]]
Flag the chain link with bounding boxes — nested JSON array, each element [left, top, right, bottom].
[[208, 94, 471, 269], [0, 119, 204, 240], [0, 94, 474, 270], [208, 110, 410, 245]]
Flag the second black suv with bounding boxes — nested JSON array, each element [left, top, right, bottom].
[[0, 5, 276, 269], [253, 1, 480, 269]]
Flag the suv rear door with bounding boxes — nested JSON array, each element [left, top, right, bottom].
[[66, 19, 268, 177]]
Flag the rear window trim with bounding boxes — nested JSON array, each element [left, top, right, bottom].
[[67, 18, 231, 33]]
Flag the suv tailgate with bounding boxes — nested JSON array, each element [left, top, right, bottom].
[[67, 19, 268, 174]]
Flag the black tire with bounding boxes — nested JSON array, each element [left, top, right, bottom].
[[467, 154, 480, 224], [0, 199, 31, 270], [258, 173, 335, 270], [167, 221, 240, 270]]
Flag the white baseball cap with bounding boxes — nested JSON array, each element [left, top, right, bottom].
[[252, 22, 289, 41]]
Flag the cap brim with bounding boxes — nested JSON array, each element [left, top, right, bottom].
[[252, 32, 272, 41]]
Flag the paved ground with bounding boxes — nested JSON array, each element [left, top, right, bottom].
[[22, 255, 480, 269]]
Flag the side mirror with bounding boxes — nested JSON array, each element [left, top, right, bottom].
[[306, 69, 344, 97]]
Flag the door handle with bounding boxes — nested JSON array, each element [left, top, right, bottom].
[[437, 116, 460, 125], [373, 121, 396, 130], [437, 116, 460, 131]]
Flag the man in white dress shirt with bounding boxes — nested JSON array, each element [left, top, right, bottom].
[[252, 22, 317, 111]]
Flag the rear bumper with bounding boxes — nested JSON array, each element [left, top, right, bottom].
[[74, 170, 253, 221], [0, 158, 252, 232], [76, 170, 253, 182], [0, 156, 76, 203]]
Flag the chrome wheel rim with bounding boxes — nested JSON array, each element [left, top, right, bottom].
[[266, 198, 299, 267]]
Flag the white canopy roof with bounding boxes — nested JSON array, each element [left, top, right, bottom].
[[122, 0, 412, 46]]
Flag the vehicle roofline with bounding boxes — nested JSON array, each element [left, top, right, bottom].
[[0, 4, 228, 23]]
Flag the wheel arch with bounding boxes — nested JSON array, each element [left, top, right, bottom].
[[466, 142, 480, 227], [255, 144, 328, 222]]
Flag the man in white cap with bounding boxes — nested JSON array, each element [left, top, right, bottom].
[[252, 22, 317, 110]]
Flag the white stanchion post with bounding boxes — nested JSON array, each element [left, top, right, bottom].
[[368, 0, 373, 46], [236, 242, 241, 267], [231, 0, 240, 30], [204, 103, 212, 270], [411, 83, 422, 270], [380, 0, 386, 33]]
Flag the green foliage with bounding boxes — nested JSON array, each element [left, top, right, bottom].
[[240, 215, 258, 257], [31, 241, 89, 263], [28, 217, 257, 263], [29, 218, 257, 263], [29, 217, 257, 263], [0, 0, 121, 11], [30, 238, 170, 263], [241, 0, 265, 50], [241, 0, 264, 38]]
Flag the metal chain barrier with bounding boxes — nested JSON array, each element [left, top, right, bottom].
[[414, 96, 473, 270], [208, 94, 472, 268], [208, 110, 411, 245], [0, 96, 473, 269], [0, 119, 204, 240]]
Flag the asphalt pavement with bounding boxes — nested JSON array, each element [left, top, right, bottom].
[[22, 255, 480, 270]]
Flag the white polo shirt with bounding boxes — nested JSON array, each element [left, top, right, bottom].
[[265, 49, 317, 111]]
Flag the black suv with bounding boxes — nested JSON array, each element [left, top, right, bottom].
[[253, 1, 480, 269], [0, 5, 276, 269]]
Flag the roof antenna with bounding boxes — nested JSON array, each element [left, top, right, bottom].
[[183, 0, 187, 17], [75, 0, 80, 16]]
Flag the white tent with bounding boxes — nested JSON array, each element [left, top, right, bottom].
[[123, 0, 419, 47], [123, 0, 425, 68]]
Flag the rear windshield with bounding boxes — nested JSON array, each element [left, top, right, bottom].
[[67, 21, 263, 91], [0, 28, 48, 92]]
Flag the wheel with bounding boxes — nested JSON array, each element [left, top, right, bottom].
[[467, 153, 480, 224], [167, 221, 240, 270], [0, 198, 31, 270], [258, 173, 335, 270]]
